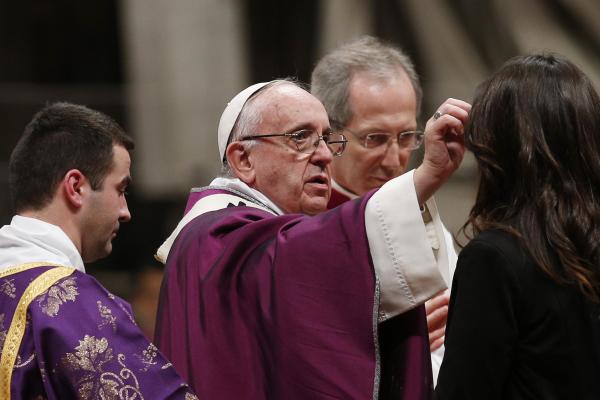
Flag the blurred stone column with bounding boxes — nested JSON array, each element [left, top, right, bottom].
[[121, 0, 246, 197], [318, 0, 371, 55], [498, 0, 600, 83]]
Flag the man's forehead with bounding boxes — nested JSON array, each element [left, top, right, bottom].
[[257, 84, 329, 130], [347, 70, 418, 125], [111, 145, 131, 173], [350, 69, 415, 96]]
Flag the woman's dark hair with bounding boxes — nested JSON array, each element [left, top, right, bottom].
[[9, 102, 134, 212], [464, 53, 600, 303]]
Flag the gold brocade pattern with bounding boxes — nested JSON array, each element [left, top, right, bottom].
[[97, 301, 117, 331], [61, 335, 144, 399], [14, 352, 35, 368], [0, 314, 6, 351], [107, 293, 136, 325], [185, 392, 199, 400], [118, 303, 136, 325], [0, 266, 75, 400], [0, 279, 16, 298], [136, 344, 158, 372], [37, 277, 78, 317]]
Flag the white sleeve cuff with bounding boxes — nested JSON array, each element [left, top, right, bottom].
[[365, 169, 447, 321]]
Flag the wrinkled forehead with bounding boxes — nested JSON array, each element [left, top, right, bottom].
[[255, 83, 330, 132]]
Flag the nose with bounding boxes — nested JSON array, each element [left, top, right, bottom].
[[311, 137, 334, 167], [119, 197, 132, 222], [380, 141, 407, 171]]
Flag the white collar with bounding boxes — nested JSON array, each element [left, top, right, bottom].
[[156, 179, 279, 264], [156, 177, 283, 264], [331, 179, 359, 200], [209, 177, 284, 215], [0, 215, 85, 273]]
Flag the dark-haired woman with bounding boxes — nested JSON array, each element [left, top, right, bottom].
[[435, 53, 600, 399]]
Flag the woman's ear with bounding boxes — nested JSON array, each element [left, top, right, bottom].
[[226, 142, 256, 185], [62, 169, 87, 210]]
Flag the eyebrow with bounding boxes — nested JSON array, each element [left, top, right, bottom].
[[359, 124, 419, 134], [286, 123, 332, 135], [120, 176, 132, 188]]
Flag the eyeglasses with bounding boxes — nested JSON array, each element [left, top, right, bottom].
[[241, 129, 348, 156], [344, 128, 424, 150]]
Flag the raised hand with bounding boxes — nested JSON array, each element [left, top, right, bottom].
[[414, 98, 471, 205]]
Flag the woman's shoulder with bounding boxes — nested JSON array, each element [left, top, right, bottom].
[[459, 228, 534, 283], [464, 229, 526, 259]]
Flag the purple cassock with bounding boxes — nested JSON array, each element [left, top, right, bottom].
[[0, 263, 197, 399], [155, 186, 433, 399]]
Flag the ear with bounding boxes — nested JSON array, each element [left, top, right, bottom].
[[226, 142, 256, 185], [61, 169, 89, 210]]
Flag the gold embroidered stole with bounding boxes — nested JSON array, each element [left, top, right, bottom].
[[0, 263, 75, 399]]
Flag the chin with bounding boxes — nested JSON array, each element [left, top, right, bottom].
[[302, 200, 328, 216]]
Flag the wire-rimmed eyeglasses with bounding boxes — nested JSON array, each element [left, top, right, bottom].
[[343, 128, 424, 150], [240, 129, 348, 156]]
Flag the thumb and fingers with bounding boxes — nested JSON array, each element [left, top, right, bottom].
[[422, 98, 471, 173], [426, 291, 450, 351], [413, 98, 471, 204]]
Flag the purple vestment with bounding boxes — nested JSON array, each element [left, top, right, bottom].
[[155, 187, 432, 399], [328, 187, 434, 399], [0, 264, 197, 399]]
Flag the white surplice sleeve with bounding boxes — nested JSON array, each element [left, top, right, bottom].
[[364, 169, 451, 321]]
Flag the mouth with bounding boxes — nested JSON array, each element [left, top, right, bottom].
[[305, 174, 330, 190]]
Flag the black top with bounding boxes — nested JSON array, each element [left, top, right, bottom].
[[435, 229, 600, 400]]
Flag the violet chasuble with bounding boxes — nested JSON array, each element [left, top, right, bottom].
[[155, 182, 438, 400], [0, 262, 197, 399]]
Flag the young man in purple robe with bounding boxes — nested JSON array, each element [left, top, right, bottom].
[[311, 36, 469, 387], [155, 79, 468, 399], [0, 103, 197, 399]]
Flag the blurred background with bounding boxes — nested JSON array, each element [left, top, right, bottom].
[[1, 0, 599, 338]]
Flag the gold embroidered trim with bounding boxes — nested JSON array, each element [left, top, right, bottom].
[[0, 262, 67, 279], [0, 266, 75, 399]]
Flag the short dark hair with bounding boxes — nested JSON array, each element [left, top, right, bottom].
[[465, 53, 600, 303], [9, 102, 134, 212]]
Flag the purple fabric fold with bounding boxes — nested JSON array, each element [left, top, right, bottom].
[[156, 189, 378, 399]]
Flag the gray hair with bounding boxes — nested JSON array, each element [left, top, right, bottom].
[[311, 35, 422, 130], [220, 78, 304, 176]]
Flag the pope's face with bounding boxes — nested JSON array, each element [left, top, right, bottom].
[[247, 84, 333, 215], [331, 70, 418, 195]]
